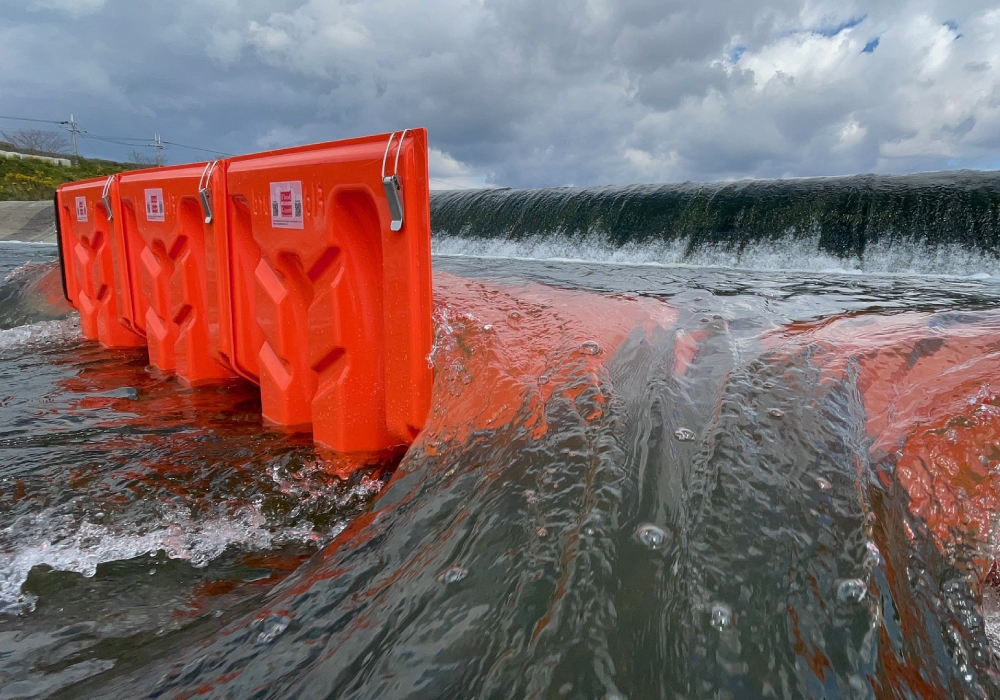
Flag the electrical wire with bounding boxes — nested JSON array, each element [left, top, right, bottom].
[[430, 177, 477, 189], [77, 132, 230, 158], [1, 114, 393, 164], [161, 141, 233, 157], [81, 132, 150, 143], [80, 134, 152, 149], [0, 114, 65, 125]]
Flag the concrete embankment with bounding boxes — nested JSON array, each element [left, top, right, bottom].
[[0, 201, 56, 243]]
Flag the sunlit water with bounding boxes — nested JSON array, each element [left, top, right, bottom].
[[3, 238, 1000, 697]]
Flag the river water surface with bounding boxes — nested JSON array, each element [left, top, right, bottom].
[[3, 176, 1000, 698]]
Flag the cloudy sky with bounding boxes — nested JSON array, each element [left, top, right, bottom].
[[1, 0, 998, 188]]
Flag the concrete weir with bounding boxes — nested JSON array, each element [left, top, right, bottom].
[[0, 201, 56, 243]]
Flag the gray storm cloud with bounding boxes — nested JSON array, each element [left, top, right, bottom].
[[2, 0, 998, 188]]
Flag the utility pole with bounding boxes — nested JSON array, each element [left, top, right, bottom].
[[154, 133, 164, 166], [67, 114, 80, 163]]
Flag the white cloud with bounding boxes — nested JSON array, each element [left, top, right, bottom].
[[429, 147, 493, 189], [28, 0, 106, 17], [3, 0, 1000, 184]]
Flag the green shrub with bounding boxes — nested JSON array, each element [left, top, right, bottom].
[[0, 156, 140, 201]]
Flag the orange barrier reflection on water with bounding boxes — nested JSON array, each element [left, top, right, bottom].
[[767, 312, 1000, 574], [427, 272, 678, 443], [227, 272, 680, 617]]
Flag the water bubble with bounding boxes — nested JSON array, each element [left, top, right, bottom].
[[525, 489, 537, 504], [538, 375, 550, 385], [836, 578, 867, 604], [634, 523, 668, 551], [149, 568, 156, 575], [579, 341, 602, 356], [438, 566, 468, 584], [815, 477, 832, 491], [254, 614, 291, 644], [864, 541, 883, 568], [584, 526, 596, 536], [767, 408, 784, 418], [537, 527, 548, 538], [509, 311, 522, 320], [483, 324, 493, 331], [710, 602, 733, 630], [674, 427, 696, 442]]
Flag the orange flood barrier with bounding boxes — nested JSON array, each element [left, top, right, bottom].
[[222, 130, 434, 453], [117, 162, 236, 384], [55, 128, 434, 456], [54, 176, 145, 348]]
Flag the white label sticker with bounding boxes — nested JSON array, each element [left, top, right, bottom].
[[74, 196, 88, 222], [145, 188, 165, 222], [270, 181, 304, 229]]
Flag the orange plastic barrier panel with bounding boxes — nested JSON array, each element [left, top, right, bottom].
[[222, 129, 434, 453], [55, 177, 145, 348], [118, 163, 237, 384], [107, 180, 149, 339]]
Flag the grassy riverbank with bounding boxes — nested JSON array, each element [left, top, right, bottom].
[[0, 154, 137, 201]]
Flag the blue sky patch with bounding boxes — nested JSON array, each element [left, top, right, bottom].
[[862, 37, 880, 54], [813, 15, 866, 37]]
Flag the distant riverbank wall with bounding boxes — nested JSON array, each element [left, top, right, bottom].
[[0, 201, 56, 243], [0, 149, 72, 167]]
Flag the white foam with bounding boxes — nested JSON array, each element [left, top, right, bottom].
[[0, 241, 57, 248], [0, 506, 332, 615], [432, 233, 1000, 280], [0, 318, 79, 352], [2, 261, 43, 284]]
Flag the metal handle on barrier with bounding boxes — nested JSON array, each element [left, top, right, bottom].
[[381, 129, 410, 232], [198, 160, 218, 224], [101, 175, 114, 221]]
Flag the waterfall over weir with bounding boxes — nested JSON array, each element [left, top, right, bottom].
[[430, 170, 1000, 275]]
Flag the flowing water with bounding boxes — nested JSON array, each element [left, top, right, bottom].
[[3, 173, 1000, 698]]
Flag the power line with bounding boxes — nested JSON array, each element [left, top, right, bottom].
[[430, 177, 477, 189], [81, 132, 150, 143], [81, 134, 152, 148], [80, 131, 231, 157], [78, 131, 231, 159], [0, 114, 65, 125], [0, 113, 315, 162], [161, 140, 233, 157]]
